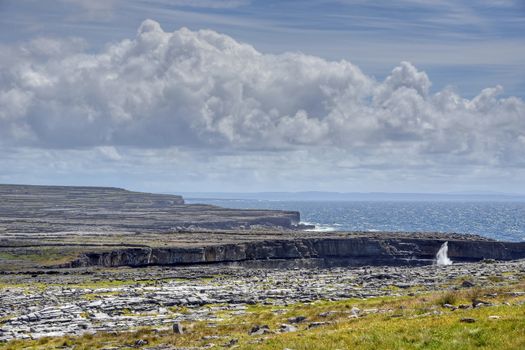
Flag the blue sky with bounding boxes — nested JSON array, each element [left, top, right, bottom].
[[0, 0, 524, 193], [2, 0, 524, 97]]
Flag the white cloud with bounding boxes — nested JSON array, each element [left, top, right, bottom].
[[0, 19, 524, 177]]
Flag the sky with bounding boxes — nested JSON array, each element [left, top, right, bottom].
[[0, 0, 524, 194]]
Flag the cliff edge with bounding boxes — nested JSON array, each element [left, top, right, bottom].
[[0, 184, 300, 233]]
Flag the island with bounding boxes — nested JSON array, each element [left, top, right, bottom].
[[1, 184, 524, 349]]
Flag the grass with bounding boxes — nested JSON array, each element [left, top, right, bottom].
[[0, 248, 83, 266], [81, 291, 122, 300], [2, 284, 524, 350], [0, 278, 156, 291], [436, 290, 459, 306]]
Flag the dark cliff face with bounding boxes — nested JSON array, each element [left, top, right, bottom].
[[69, 237, 525, 268]]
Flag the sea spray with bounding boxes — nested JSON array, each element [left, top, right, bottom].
[[436, 241, 452, 266]]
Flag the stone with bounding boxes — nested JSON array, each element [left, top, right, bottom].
[[443, 304, 457, 310], [363, 308, 379, 314], [461, 280, 475, 288], [172, 322, 184, 334], [249, 325, 270, 336], [91, 312, 110, 320], [280, 324, 297, 333], [288, 316, 307, 324], [224, 338, 238, 347], [460, 318, 476, 323], [308, 322, 328, 329], [202, 335, 221, 340], [135, 339, 148, 346]]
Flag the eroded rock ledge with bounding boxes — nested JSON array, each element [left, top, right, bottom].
[[68, 234, 525, 268]]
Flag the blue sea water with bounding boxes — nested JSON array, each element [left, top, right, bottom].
[[185, 199, 525, 242]]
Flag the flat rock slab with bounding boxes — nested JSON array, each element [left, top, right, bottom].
[[0, 184, 300, 235], [1, 259, 524, 342]]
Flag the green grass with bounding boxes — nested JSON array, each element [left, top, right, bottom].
[[2, 284, 524, 350], [0, 248, 82, 267], [0, 278, 156, 291]]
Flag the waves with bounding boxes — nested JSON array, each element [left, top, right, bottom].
[[186, 198, 525, 242]]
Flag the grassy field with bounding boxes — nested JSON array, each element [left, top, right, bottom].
[[2, 283, 524, 350]]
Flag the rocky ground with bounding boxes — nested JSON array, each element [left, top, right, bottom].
[[1, 259, 524, 344], [0, 184, 300, 235]]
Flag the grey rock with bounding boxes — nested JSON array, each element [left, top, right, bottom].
[[443, 304, 457, 310], [308, 322, 328, 329], [280, 324, 297, 333], [135, 339, 148, 346], [249, 325, 270, 336], [461, 280, 475, 288], [287, 316, 307, 324], [350, 306, 360, 316]]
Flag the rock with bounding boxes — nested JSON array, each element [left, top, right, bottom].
[[172, 322, 183, 334], [460, 318, 476, 323], [488, 315, 501, 320], [363, 308, 379, 314], [249, 325, 270, 336], [0, 184, 304, 245], [91, 312, 110, 320], [443, 304, 457, 310], [472, 299, 492, 308], [202, 335, 221, 340], [288, 316, 307, 324], [135, 339, 148, 346], [461, 280, 475, 288], [280, 324, 297, 333], [308, 322, 328, 329], [223, 338, 238, 347], [3, 256, 525, 342]]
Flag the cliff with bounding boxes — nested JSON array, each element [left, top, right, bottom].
[[68, 234, 525, 268], [0, 184, 300, 233], [2, 184, 524, 271]]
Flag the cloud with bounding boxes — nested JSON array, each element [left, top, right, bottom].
[[0, 19, 524, 173]]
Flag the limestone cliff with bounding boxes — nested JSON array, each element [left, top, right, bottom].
[[69, 236, 525, 268], [0, 184, 300, 232]]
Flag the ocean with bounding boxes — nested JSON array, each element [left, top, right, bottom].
[[185, 199, 525, 242]]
